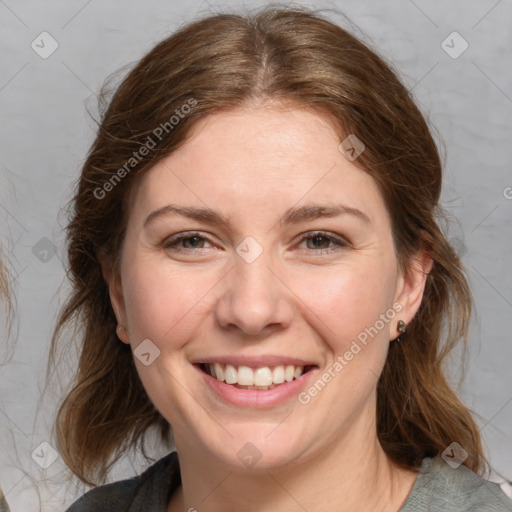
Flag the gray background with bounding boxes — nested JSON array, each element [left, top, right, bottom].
[[0, 0, 511, 510]]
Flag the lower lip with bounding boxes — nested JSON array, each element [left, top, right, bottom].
[[195, 365, 318, 408]]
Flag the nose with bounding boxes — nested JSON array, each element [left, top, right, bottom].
[[214, 253, 294, 336]]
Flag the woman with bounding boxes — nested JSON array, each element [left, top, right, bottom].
[[54, 6, 512, 512]]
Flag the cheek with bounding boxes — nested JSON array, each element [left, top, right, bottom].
[[122, 255, 218, 346], [291, 259, 397, 351], [120, 257, 215, 426]]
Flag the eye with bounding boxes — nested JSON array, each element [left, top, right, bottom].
[[162, 230, 348, 256], [163, 232, 214, 252], [297, 231, 348, 254]]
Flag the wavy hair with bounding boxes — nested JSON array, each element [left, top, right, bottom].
[[50, 6, 484, 485]]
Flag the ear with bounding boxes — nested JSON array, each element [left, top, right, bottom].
[[100, 253, 130, 344], [391, 243, 433, 339]]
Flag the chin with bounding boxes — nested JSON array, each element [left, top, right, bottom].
[[191, 420, 308, 471]]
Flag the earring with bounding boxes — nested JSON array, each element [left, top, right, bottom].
[[395, 320, 407, 342], [116, 324, 125, 337]]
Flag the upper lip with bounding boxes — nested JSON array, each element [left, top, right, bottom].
[[190, 355, 318, 368]]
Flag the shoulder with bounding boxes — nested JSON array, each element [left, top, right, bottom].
[[401, 456, 512, 512], [65, 451, 180, 512], [65, 478, 139, 512]]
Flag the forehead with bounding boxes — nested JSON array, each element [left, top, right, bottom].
[[130, 105, 388, 229]]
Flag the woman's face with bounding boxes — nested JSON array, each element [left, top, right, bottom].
[[108, 104, 426, 470]]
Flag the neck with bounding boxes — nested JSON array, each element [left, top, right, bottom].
[[169, 411, 417, 512]]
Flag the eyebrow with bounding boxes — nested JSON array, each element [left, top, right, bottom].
[[143, 203, 371, 229], [280, 204, 371, 226]]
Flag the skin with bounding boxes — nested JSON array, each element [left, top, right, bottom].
[[103, 103, 431, 512]]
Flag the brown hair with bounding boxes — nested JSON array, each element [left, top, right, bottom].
[[0, 252, 13, 352], [51, 5, 485, 485], [0, 254, 13, 512], [0, 257, 9, 310]]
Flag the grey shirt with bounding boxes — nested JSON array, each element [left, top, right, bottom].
[[66, 452, 512, 511]]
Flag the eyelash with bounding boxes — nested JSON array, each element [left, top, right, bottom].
[[163, 231, 349, 255]]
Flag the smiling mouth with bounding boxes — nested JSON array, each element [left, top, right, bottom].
[[198, 363, 316, 390]]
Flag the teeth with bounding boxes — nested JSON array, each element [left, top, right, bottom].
[[225, 364, 237, 384], [254, 367, 273, 386], [206, 363, 306, 386], [214, 363, 224, 382], [238, 366, 254, 386], [272, 365, 285, 384]]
